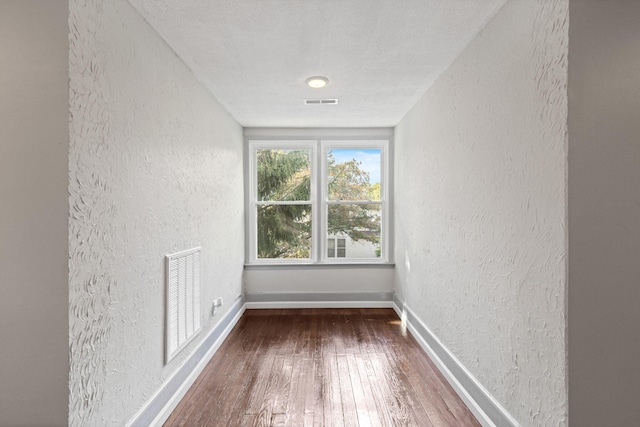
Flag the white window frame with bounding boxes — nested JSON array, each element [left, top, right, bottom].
[[247, 138, 390, 265], [247, 140, 317, 264], [320, 140, 389, 264]]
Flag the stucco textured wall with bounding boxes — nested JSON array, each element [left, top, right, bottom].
[[393, 0, 568, 425], [68, 1, 244, 425]]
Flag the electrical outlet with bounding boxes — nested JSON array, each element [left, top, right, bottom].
[[211, 297, 223, 316]]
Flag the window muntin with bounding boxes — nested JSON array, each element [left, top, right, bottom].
[[248, 139, 388, 264]]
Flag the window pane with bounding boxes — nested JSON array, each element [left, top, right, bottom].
[[327, 204, 381, 259], [328, 148, 381, 201], [257, 149, 311, 201], [327, 238, 335, 258], [257, 204, 311, 259]]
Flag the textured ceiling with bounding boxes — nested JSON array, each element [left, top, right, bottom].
[[128, 0, 507, 127]]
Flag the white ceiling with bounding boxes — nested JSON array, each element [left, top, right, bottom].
[[129, 0, 507, 128]]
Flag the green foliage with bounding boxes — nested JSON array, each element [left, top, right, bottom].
[[256, 149, 380, 259], [257, 204, 311, 258], [328, 155, 371, 200], [256, 149, 311, 258], [328, 203, 380, 243], [327, 153, 381, 246], [257, 149, 310, 201]]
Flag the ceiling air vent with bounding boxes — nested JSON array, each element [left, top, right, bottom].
[[304, 99, 339, 105]]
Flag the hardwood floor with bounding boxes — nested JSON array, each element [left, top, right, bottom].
[[164, 308, 480, 427]]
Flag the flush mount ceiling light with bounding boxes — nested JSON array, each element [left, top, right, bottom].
[[305, 76, 329, 88]]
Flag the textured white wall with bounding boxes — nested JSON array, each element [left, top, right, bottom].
[[393, 0, 568, 425], [568, 1, 640, 425], [0, 2, 69, 426], [68, 1, 244, 425]]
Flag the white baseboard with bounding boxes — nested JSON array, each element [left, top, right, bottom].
[[246, 300, 393, 309], [126, 297, 246, 427], [244, 291, 394, 309], [392, 299, 519, 427]]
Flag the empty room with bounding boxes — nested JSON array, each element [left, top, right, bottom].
[[1, 0, 639, 426]]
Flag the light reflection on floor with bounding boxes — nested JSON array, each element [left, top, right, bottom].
[[388, 319, 407, 337]]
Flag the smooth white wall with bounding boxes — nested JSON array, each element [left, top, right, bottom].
[[394, 0, 568, 425], [68, 1, 244, 425], [244, 267, 394, 295], [0, 2, 69, 426], [568, 1, 640, 425]]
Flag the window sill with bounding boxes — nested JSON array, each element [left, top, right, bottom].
[[244, 263, 395, 270]]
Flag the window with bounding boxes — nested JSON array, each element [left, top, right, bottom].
[[247, 139, 389, 264], [327, 238, 346, 258]]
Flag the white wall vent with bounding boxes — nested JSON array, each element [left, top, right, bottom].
[[165, 247, 201, 363], [304, 98, 339, 105]]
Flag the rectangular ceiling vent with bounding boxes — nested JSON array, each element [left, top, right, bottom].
[[304, 98, 339, 105]]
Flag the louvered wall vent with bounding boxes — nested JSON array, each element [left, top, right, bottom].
[[304, 98, 339, 105], [165, 247, 201, 363]]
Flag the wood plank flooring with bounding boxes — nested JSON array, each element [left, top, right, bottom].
[[164, 308, 480, 427]]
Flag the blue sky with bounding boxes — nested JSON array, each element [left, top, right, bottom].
[[330, 148, 381, 183]]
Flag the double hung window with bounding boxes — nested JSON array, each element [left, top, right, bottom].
[[247, 139, 389, 264]]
